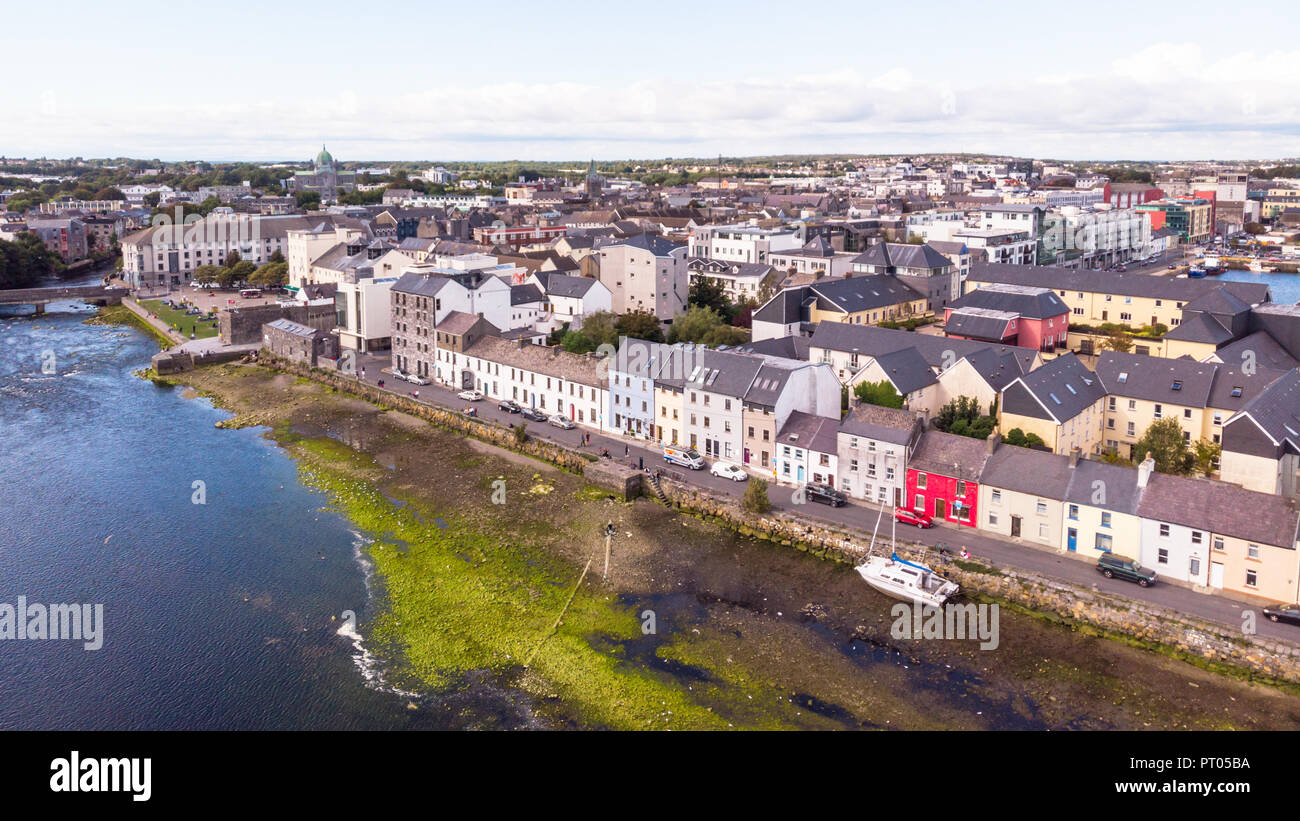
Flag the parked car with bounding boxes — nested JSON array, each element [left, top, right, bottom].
[[497, 400, 521, 413], [548, 414, 576, 430], [803, 483, 847, 507], [457, 389, 484, 401], [662, 445, 704, 469], [520, 407, 547, 422], [1263, 603, 1300, 626], [895, 508, 935, 528], [1095, 553, 1157, 587], [406, 374, 430, 386], [710, 461, 748, 481], [391, 368, 410, 381]]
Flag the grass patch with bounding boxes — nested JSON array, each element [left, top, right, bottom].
[[140, 298, 219, 339], [88, 304, 173, 348]]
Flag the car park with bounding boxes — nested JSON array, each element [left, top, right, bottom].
[[548, 414, 576, 430], [803, 483, 847, 507], [457, 389, 484, 401], [895, 508, 935, 528], [1095, 553, 1157, 587], [709, 461, 748, 481]]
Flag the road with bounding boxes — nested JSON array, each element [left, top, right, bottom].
[[349, 351, 1300, 645]]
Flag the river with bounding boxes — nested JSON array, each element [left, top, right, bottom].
[[1218, 268, 1300, 304], [3, 273, 1299, 730]]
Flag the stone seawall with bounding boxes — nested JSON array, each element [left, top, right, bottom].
[[651, 475, 1300, 685], [251, 352, 1300, 685]]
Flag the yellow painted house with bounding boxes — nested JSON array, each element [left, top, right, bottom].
[[998, 353, 1107, 455]]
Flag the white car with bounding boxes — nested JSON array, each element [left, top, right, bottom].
[[457, 389, 484, 401], [548, 414, 576, 430], [710, 461, 748, 481], [406, 374, 430, 386], [391, 367, 409, 381]]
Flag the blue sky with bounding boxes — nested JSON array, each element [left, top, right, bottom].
[[2, 0, 1298, 162]]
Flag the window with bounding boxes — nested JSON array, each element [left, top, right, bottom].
[[957, 481, 967, 497], [988, 512, 999, 525], [1246, 569, 1258, 588], [1191, 531, 1202, 544], [916, 473, 927, 489], [1036, 500, 1047, 515], [1159, 523, 1170, 537], [914, 494, 924, 510], [1100, 512, 1111, 528], [1247, 543, 1260, 559], [1038, 523, 1049, 538], [1095, 533, 1113, 552], [991, 489, 1001, 504], [1157, 548, 1169, 564], [1213, 536, 1224, 551], [1153, 404, 1162, 419], [1068, 504, 1078, 520]]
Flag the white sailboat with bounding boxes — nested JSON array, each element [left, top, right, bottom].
[[856, 501, 959, 607]]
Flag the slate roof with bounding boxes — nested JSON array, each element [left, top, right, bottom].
[[1061, 459, 1143, 515], [733, 335, 811, 361], [851, 242, 952, 270], [436, 310, 494, 336], [1228, 369, 1300, 453], [944, 308, 1016, 341], [960, 347, 1035, 392], [1205, 363, 1288, 412], [810, 321, 1039, 373], [951, 282, 1068, 319], [463, 336, 604, 388], [392, 271, 456, 297], [807, 276, 924, 314], [742, 360, 803, 408], [1211, 331, 1299, 371], [752, 286, 809, 325], [610, 232, 681, 256], [510, 283, 544, 305], [838, 403, 920, 446], [1162, 312, 1236, 344], [872, 347, 938, 394], [969, 262, 1272, 305], [908, 430, 991, 482], [1001, 353, 1105, 423], [610, 337, 675, 378], [978, 446, 1073, 499], [655, 345, 764, 398], [1137, 474, 1299, 548], [544, 273, 599, 299], [1096, 351, 1217, 407], [776, 410, 840, 456], [265, 318, 318, 338]]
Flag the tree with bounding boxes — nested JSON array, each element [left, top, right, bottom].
[[1193, 438, 1221, 477], [192, 265, 223, 286], [1244, 222, 1266, 235], [688, 276, 732, 319], [0, 233, 66, 288], [614, 310, 664, 343], [513, 423, 528, 445], [853, 379, 904, 409], [1004, 428, 1046, 449], [1102, 328, 1133, 353], [1133, 418, 1194, 475], [575, 311, 619, 349], [227, 260, 257, 285], [251, 260, 288, 287], [742, 478, 772, 514], [294, 190, 321, 210], [667, 305, 735, 344], [222, 250, 242, 269], [92, 187, 125, 201]]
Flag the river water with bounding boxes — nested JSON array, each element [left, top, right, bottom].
[[1218, 268, 1300, 304], [0, 278, 450, 729]]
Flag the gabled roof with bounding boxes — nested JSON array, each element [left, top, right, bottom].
[[944, 308, 1016, 341], [1226, 369, 1300, 454], [544, 273, 599, 299], [1095, 351, 1217, 407], [951, 282, 1068, 319], [1137, 474, 1299, 548], [1211, 331, 1299, 371], [851, 242, 952, 270], [1002, 353, 1105, 423], [510, 283, 544, 305], [609, 232, 681, 256], [978, 446, 1073, 499], [1162, 311, 1235, 344], [806, 276, 924, 314], [1061, 459, 1143, 515], [776, 410, 840, 456], [908, 430, 991, 481], [871, 346, 938, 395], [970, 262, 1271, 305], [810, 321, 1039, 373], [838, 403, 919, 446]]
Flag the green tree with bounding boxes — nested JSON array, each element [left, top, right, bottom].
[[192, 264, 223, 286], [688, 276, 733, 319], [853, 379, 904, 409], [667, 305, 730, 344], [227, 260, 256, 285], [251, 260, 288, 287], [294, 190, 321, 210], [614, 309, 664, 343], [1133, 418, 1194, 475], [742, 478, 772, 514], [1102, 328, 1133, 353], [1193, 438, 1221, 477], [575, 311, 619, 349]]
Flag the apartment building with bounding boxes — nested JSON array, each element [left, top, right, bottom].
[[596, 233, 689, 319], [999, 353, 1107, 455], [848, 242, 959, 312], [687, 223, 801, 264]]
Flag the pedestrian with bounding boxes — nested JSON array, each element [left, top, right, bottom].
[[624, 444, 629, 456], [361, 367, 366, 379], [414, 389, 419, 399], [960, 547, 971, 560]]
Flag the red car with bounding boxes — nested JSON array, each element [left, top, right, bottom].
[[895, 508, 935, 528]]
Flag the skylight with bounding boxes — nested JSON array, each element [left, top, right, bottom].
[[1231, 386, 1242, 397], [1117, 372, 1128, 383], [1171, 381, 1182, 391], [1066, 384, 1077, 394], [1050, 393, 1061, 404]]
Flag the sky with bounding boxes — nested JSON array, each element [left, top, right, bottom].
[[2, 0, 1298, 163]]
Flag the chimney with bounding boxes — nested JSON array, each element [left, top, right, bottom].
[[1137, 451, 1155, 488], [986, 431, 1001, 454], [1069, 446, 1081, 468]]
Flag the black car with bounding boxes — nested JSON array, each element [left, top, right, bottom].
[[1263, 603, 1300, 626], [1095, 553, 1157, 587], [804, 483, 847, 507], [498, 400, 521, 413], [520, 407, 547, 422]]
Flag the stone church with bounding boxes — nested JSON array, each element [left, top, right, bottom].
[[288, 146, 357, 201]]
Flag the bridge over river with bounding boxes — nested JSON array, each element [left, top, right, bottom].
[[0, 285, 128, 313]]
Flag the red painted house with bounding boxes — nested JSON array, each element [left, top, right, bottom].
[[944, 283, 1070, 353], [904, 430, 993, 528]]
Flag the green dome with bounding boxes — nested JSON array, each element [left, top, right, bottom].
[[316, 145, 334, 166]]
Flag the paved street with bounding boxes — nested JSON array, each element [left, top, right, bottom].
[[347, 350, 1300, 645]]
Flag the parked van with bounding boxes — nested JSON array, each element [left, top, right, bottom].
[[662, 445, 704, 469]]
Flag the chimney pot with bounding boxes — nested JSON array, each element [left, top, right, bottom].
[[986, 431, 1001, 454]]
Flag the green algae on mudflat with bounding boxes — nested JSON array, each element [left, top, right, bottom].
[[287, 435, 734, 729]]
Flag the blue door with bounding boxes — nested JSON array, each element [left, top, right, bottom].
[[1067, 527, 1077, 552], [797, 465, 805, 482]]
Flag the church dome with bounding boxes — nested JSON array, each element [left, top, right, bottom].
[[316, 145, 334, 166]]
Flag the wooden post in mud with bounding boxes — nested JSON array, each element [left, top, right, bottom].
[[603, 522, 614, 580]]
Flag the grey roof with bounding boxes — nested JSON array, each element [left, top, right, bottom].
[[950, 283, 1068, 319], [807, 276, 924, 314], [436, 310, 494, 336], [1182, 287, 1253, 317], [810, 321, 1039, 373], [510, 283, 544, 305], [1001, 353, 1105, 423], [777, 410, 840, 455], [1162, 312, 1235, 344], [656, 346, 764, 398], [970, 262, 1272, 305], [1096, 351, 1217, 407], [1137, 473, 1299, 548], [1205, 362, 1288, 412], [908, 430, 991, 482], [1211, 331, 1299, 371], [743, 361, 801, 407], [610, 232, 681, 257], [872, 346, 938, 394], [392, 271, 455, 297], [463, 336, 604, 388], [960, 347, 1035, 392], [733, 335, 811, 361], [1228, 369, 1300, 453], [264, 318, 318, 338], [1061, 459, 1143, 515], [978, 446, 1073, 499], [610, 338, 675, 378], [752, 287, 807, 325], [852, 242, 952, 270], [544, 273, 599, 298], [838, 403, 920, 446], [944, 309, 1016, 341]]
